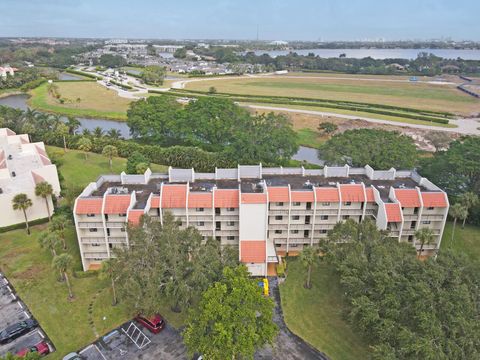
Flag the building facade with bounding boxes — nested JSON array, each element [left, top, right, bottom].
[[0, 128, 61, 228], [74, 165, 449, 275]]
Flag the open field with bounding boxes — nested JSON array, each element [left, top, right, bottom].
[[28, 82, 133, 120], [441, 222, 480, 262], [46, 146, 167, 189], [184, 75, 480, 116]]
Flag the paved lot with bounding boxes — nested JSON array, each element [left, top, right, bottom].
[[0, 273, 53, 357]]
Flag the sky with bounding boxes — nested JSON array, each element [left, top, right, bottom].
[[1, 0, 479, 41]]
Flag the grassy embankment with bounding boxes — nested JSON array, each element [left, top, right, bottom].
[[0, 148, 182, 359], [28, 81, 132, 120]]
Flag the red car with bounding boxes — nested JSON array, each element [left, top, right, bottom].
[[16, 341, 50, 357], [135, 314, 165, 334]]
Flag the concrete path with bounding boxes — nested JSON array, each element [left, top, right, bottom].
[[247, 105, 480, 135]]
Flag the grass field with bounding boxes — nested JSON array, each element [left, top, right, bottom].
[[185, 75, 479, 116], [46, 146, 167, 189], [441, 222, 480, 262], [280, 259, 370, 360], [28, 82, 133, 120]]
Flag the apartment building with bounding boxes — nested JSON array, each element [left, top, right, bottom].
[[74, 165, 449, 275], [0, 128, 61, 228]]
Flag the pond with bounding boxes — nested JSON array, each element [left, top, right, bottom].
[[58, 72, 84, 81], [0, 94, 321, 165]]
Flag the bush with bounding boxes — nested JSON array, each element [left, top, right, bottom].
[[20, 78, 46, 91], [0, 217, 49, 233], [65, 68, 103, 80]]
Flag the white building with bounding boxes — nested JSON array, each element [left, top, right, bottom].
[[0, 129, 61, 228], [0, 66, 17, 78]]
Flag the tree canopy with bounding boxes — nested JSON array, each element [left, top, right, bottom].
[[140, 65, 166, 86], [319, 129, 418, 169], [183, 265, 278, 360], [323, 220, 480, 360]]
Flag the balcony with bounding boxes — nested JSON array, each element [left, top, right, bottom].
[[80, 237, 105, 244], [268, 209, 289, 215], [420, 215, 445, 222], [84, 251, 109, 259], [403, 214, 419, 221], [78, 222, 104, 228], [106, 221, 126, 228], [108, 236, 127, 243]]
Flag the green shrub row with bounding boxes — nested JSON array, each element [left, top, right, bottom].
[[0, 217, 49, 233], [109, 80, 133, 90], [65, 68, 103, 80], [20, 78, 47, 91], [56, 79, 96, 83]]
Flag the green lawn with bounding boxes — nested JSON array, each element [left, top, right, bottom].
[[46, 146, 167, 189], [296, 128, 326, 148], [279, 259, 370, 360], [440, 222, 480, 262]]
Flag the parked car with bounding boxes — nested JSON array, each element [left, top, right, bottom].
[[0, 319, 38, 344], [63, 352, 84, 360], [135, 314, 165, 334], [16, 341, 50, 357]]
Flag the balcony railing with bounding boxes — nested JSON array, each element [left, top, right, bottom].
[[267, 255, 279, 263], [84, 251, 109, 259], [78, 222, 104, 228], [108, 236, 127, 243], [106, 221, 126, 228]]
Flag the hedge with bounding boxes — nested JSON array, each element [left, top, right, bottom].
[[0, 217, 49, 233], [20, 78, 47, 91], [109, 80, 133, 90], [65, 68, 103, 80]]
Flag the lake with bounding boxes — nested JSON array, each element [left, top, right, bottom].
[[0, 94, 321, 165], [249, 48, 480, 60]]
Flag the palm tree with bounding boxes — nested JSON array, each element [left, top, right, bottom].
[[106, 129, 122, 139], [35, 181, 54, 221], [299, 245, 318, 289], [38, 231, 60, 257], [100, 258, 119, 305], [92, 126, 104, 138], [66, 116, 81, 135], [77, 137, 92, 160], [50, 215, 70, 249], [81, 128, 91, 136], [52, 254, 74, 299], [415, 228, 435, 257], [458, 192, 479, 228], [102, 145, 118, 171], [449, 203, 468, 242], [12, 194, 33, 235]]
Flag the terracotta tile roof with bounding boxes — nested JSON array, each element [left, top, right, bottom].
[[267, 187, 289, 202], [188, 192, 213, 208], [104, 195, 131, 214], [240, 241, 266, 263], [214, 189, 239, 208], [395, 189, 421, 208], [340, 184, 365, 202], [385, 203, 402, 222], [315, 187, 340, 202], [76, 198, 103, 215], [365, 187, 376, 203], [162, 184, 187, 208], [421, 192, 448, 208], [128, 209, 144, 226], [150, 195, 160, 208], [290, 190, 314, 202], [241, 193, 267, 204]]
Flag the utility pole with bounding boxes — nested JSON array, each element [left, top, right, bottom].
[[256, 24, 259, 41]]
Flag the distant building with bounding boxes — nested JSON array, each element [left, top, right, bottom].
[[0, 66, 17, 78], [269, 40, 288, 46], [0, 129, 61, 228], [74, 165, 448, 274]]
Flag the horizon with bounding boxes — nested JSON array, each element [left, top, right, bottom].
[[1, 0, 479, 41]]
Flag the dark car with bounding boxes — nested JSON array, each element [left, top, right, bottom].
[[16, 341, 50, 357], [0, 319, 38, 344], [135, 314, 165, 334]]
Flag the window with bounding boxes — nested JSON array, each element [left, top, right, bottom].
[[290, 230, 299, 234], [227, 221, 235, 226], [275, 243, 282, 248], [119, 213, 127, 217], [427, 207, 434, 210], [306, 202, 312, 210], [86, 214, 96, 217], [410, 221, 416, 229], [106, 228, 110, 236], [276, 202, 284, 206], [293, 202, 301, 206], [342, 215, 350, 220], [196, 207, 204, 212], [215, 221, 221, 231], [304, 230, 309, 238], [197, 221, 205, 227], [320, 215, 328, 220], [290, 244, 298, 248], [120, 228, 126, 232], [275, 215, 283, 220], [89, 228, 98, 233], [413, 207, 419, 214], [344, 202, 352, 206], [215, 208, 220, 215], [274, 230, 282, 234], [104, 214, 109, 221], [91, 243, 100, 247], [408, 235, 414, 242], [227, 207, 235, 212], [215, 236, 221, 241], [227, 236, 235, 241], [321, 202, 330, 206], [292, 215, 300, 220], [422, 221, 431, 225], [320, 229, 328, 234]]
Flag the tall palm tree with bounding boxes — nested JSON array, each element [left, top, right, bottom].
[[102, 145, 118, 171], [415, 228, 435, 257], [77, 137, 92, 160], [52, 254, 74, 299], [35, 181, 53, 221], [12, 194, 33, 235], [106, 129, 122, 140], [66, 116, 81, 135], [458, 192, 479, 228], [81, 128, 91, 136], [38, 231, 60, 257], [92, 126, 104, 138], [100, 258, 119, 305], [299, 245, 318, 289], [50, 215, 70, 250], [449, 203, 468, 243]]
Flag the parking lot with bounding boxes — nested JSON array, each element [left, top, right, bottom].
[[0, 272, 54, 357]]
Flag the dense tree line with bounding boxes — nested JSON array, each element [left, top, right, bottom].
[[323, 220, 480, 360], [319, 129, 418, 169], [127, 96, 299, 165], [0, 68, 43, 90]]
